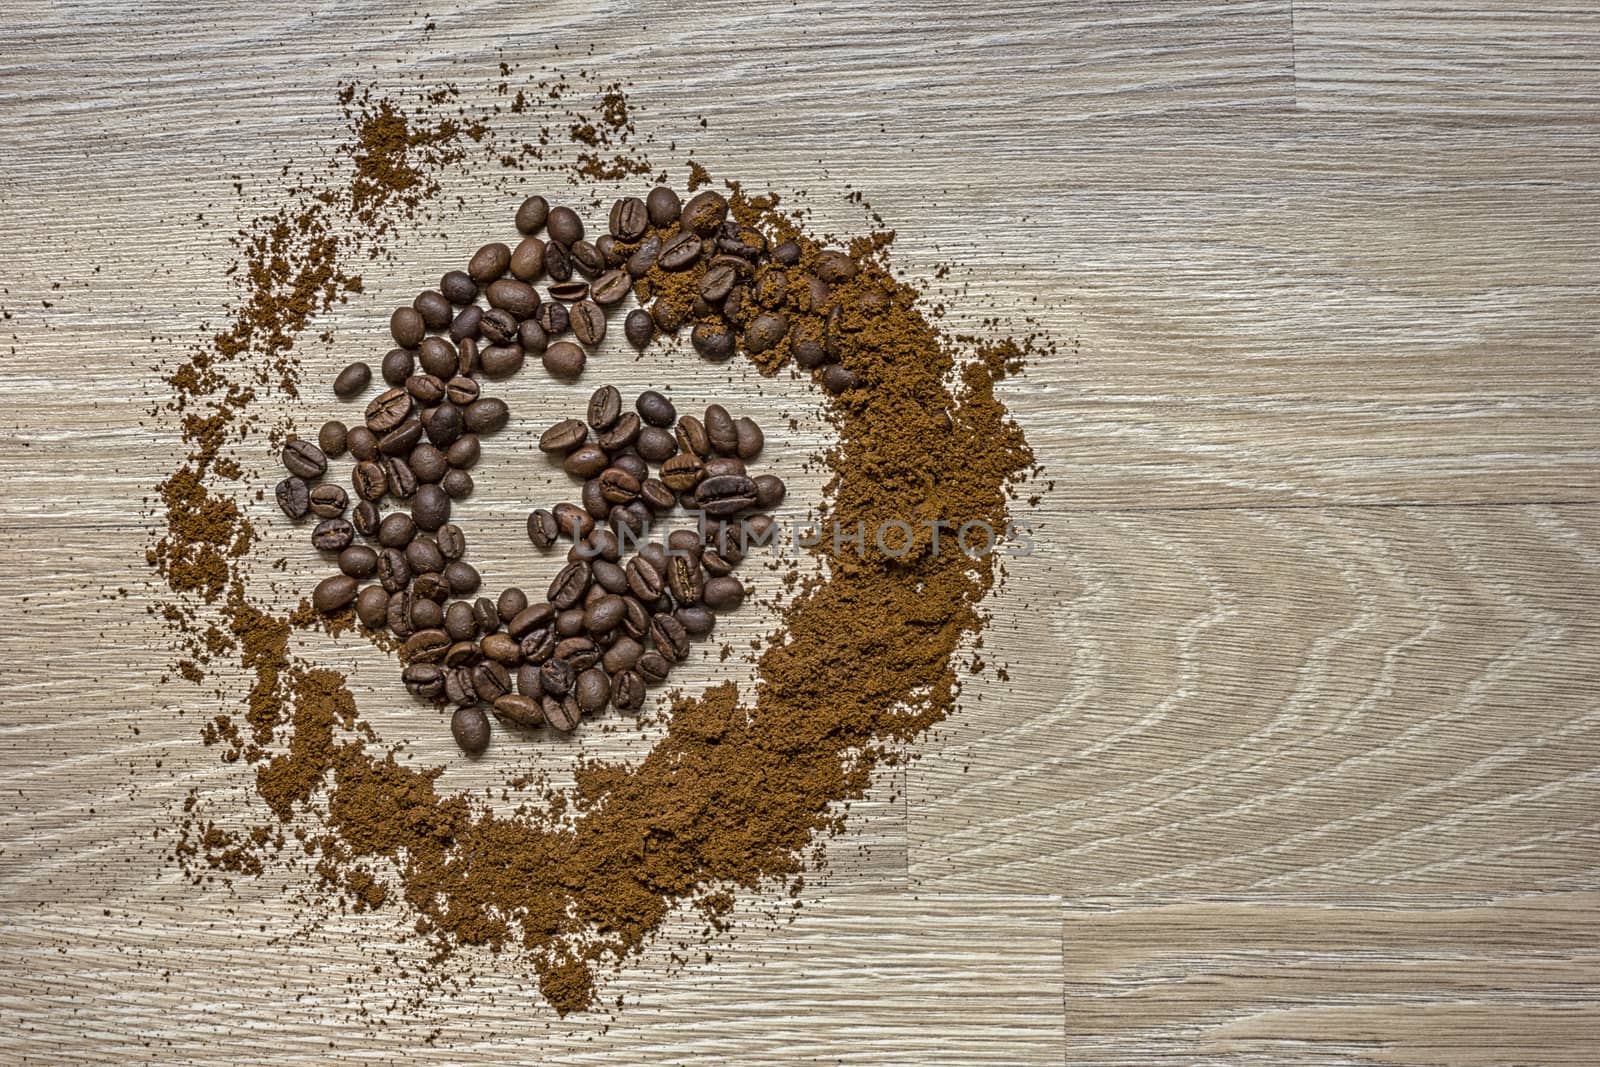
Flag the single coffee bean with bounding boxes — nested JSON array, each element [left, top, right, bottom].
[[405, 537, 444, 576], [410, 597, 443, 630], [729, 416, 763, 460], [312, 574, 357, 613], [623, 308, 654, 350], [381, 347, 415, 386], [474, 597, 505, 636], [443, 469, 470, 505], [446, 435, 480, 469], [376, 548, 411, 593], [546, 205, 583, 246], [636, 426, 678, 464], [407, 372, 446, 405], [548, 280, 589, 304], [690, 322, 734, 361], [311, 518, 354, 552], [744, 312, 788, 354], [480, 307, 518, 345], [570, 239, 605, 278], [515, 194, 550, 235], [556, 636, 600, 671], [530, 420, 582, 458], [403, 662, 444, 699], [440, 269, 478, 305], [384, 455, 418, 499], [699, 261, 738, 303], [378, 418, 424, 456], [449, 305, 483, 344], [658, 231, 703, 271], [334, 361, 371, 398], [403, 628, 451, 664], [695, 474, 758, 517], [354, 585, 389, 629], [580, 386, 618, 433], [597, 412, 640, 453], [510, 236, 546, 285], [473, 661, 513, 703], [443, 665, 476, 705], [607, 453, 646, 484], [515, 661, 543, 698], [752, 473, 786, 510], [581, 478, 609, 521], [601, 636, 642, 675], [625, 556, 664, 600], [408, 442, 448, 484], [410, 483, 450, 531], [413, 288, 453, 330], [703, 404, 738, 454], [704, 576, 746, 610], [365, 388, 411, 434], [479, 344, 525, 379], [637, 650, 672, 685], [317, 421, 349, 460], [815, 249, 859, 283], [487, 278, 539, 318], [768, 238, 799, 266], [517, 319, 548, 358], [703, 456, 746, 479], [821, 363, 860, 393], [631, 389, 674, 427], [493, 590, 526, 626], [527, 508, 560, 549], [608, 196, 649, 240], [282, 439, 327, 479], [450, 705, 491, 756], [676, 603, 716, 636], [390, 306, 425, 348], [377, 511, 416, 548], [645, 185, 681, 226], [592, 559, 628, 595], [548, 560, 592, 609], [308, 482, 348, 519], [387, 590, 415, 637], [612, 669, 646, 711], [639, 477, 675, 513], [494, 692, 544, 728], [626, 234, 661, 278], [438, 602, 474, 643], [543, 693, 582, 732], [468, 242, 512, 282], [444, 560, 480, 596], [464, 397, 509, 434], [276, 477, 310, 520], [649, 612, 691, 662], [543, 239, 572, 283], [570, 300, 605, 346], [510, 604, 557, 644], [543, 341, 586, 379], [575, 668, 610, 714], [666, 556, 705, 605], [598, 467, 640, 505], [675, 415, 711, 458], [590, 268, 631, 306], [352, 500, 380, 538], [680, 190, 729, 235], [551, 502, 594, 541], [539, 657, 575, 697], [564, 444, 610, 479]]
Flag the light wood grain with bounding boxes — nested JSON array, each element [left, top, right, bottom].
[[2, 0, 1599, 1063]]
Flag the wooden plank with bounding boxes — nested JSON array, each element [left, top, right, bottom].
[[1294, 2, 1600, 118], [908, 503, 1600, 896], [1064, 895, 1600, 1065]]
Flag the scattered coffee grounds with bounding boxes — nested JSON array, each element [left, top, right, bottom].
[[152, 78, 1032, 1018]]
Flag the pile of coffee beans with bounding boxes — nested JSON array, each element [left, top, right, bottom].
[[273, 186, 832, 756]]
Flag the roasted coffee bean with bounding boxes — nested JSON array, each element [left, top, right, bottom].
[[495, 589, 526, 626], [349, 585, 387, 630], [311, 574, 357, 614], [442, 467, 473, 500], [445, 639, 482, 669], [504, 232, 545, 280], [552, 502, 594, 541], [464, 397, 509, 434], [637, 650, 671, 685], [610, 669, 644, 711], [473, 596, 503, 635], [409, 571, 446, 603], [365, 388, 411, 434], [617, 595, 651, 641], [381, 347, 415, 386], [597, 412, 641, 453], [625, 556, 664, 600], [623, 308, 654, 350], [434, 602, 471, 643], [579, 592, 624, 635], [752, 473, 787, 510], [528, 508, 560, 548], [744, 312, 788, 354], [548, 280, 589, 304], [821, 363, 860, 393], [695, 474, 758, 517], [376, 511, 415, 548], [570, 300, 605, 346], [666, 555, 705, 604], [543, 340, 586, 379], [403, 661, 444, 698], [493, 692, 544, 728], [378, 417, 424, 456], [408, 483, 448, 531], [282, 439, 327, 479], [404, 628, 451, 664], [315, 423, 347, 462], [649, 612, 691, 663], [598, 467, 641, 505], [411, 363, 449, 400], [384, 455, 418, 499], [446, 435, 480, 469], [579, 386, 618, 433], [608, 196, 649, 240], [704, 576, 745, 611], [592, 559, 628, 595], [405, 537, 445, 576], [308, 483, 348, 519], [408, 442, 447, 484], [410, 597, 443, 630], [626, 389, 672, 428], [597, 233, 622, 267], [546, 205, 583, 246], [680, 190, 729, 235], [333, 361, 371, 398], [729, 416, 764, 460], [539, 657, 575, 697], [650, 296, 686, 333], [515, 194, 550, 235], [426, 524, 460, 563], [276, 476, 310, 520], [563, 444, 610, 479], [386, 589, 415, 637], [639, 542, 669, 581], [703, 456, 746, 479], [626, 234, 661, 278], [520, 625, 558, 664], [582, 478, 610, 520], [391, 306, 426, 348], [543, 693, 582, 732], [514, 661, 543, 699], [549, 560, 591, 609], [440, 269, 478, 305], [602, 635, 643, 674], [413, 288, 453, 330], [815, 249, 859, 284], [614, 500, 653, 539], [570, 239, 605, 278], [311, 518, 354, 552], [645, 185, 681, 227], [769, 238, 800, 266], [675, 415, 710, 458], [704, 404, 738, 454], [486, 277, 538, 319], [556, 637, 601, 671], [636, 426, 678, 464], [444, 560, 480, 596], [543, 239, 572, 283], [449, 305, 484, 343], [573, 668, 609, 714], [690, 322, 734, 361], [479, 343, 525, 379], [458, 339, 481, 379], [450, 705, 490, 756], [509, 602, 556, 641], [473, 661, 513, 703], [676, 603, 715, 637], [754, 267, 789, 310], [698, 261, 738, 303], [590, 268, 631, 306], [352, 500, 380, 538], [443, 665, 476, 705], [480, 307, 518, 345], [658, 230, 703, 271], [607, 453, 646, 484], [376, 547, 411, 592], [533, 419, 584, 457], [468, 242, 512, 282]]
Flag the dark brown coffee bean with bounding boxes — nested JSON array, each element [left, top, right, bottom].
[[637, 651, 671, 685], [543, 239, 572, 283], [543, 341, 586, 379], [377, 511, 416, 548], [561, 447, 609, 484], [658, 231, 703, 271], [348, 586, 386, 630], [276, 477, 310, 520], [547, 205, 583, 246], [472, 598, 502, 637], [464, 397, 509, 434], [543, 693, 582, 732], [700, 404, 735, 455], [412, 288, 451, 329], [771, 238, 801, 266], [695, 474, 758, 517], [643, 185, 679, 227], [597, 412, 640, 453], [649, 297, 686, 334], [552, 502, 594, 541], [365, 388, 411, 434], [509, 604, 557, 643], [666, 555, 705, 604], [556, 608, 587, 637], [754, 267, 789, 309], [449, 705, 490, 756], [585, 527, 622, 562], [407, 371, 447, 406], [348, 426, 380, 462], [442, 561, 478, 597], [744, 312, 788, 354], [625, 556, 664, 600], [468, 242, 512, 282], [493, 692, 544, 728], [446, 435, 480, 469], [556, 637, 601, 671], [444, 665, 476, 705], [599, 636, 640, 674], [590, 268, 631, 306], [391, 307, 425, 348], [352, 500, 380, 538], [405, 537, 444, 576], [699, 261, 738, 303], [476, 344, 522, 379], [649, 612, 691, 663], [379, 417, 424, 456], [821, 363, 860, 393], [421, 336, 460, 378], [598, 467, 641, 505], [410, 597, 444, 631], [615, 310, 651, 351], [534, 418, 584, 456], [704, 576, 745, 610], [680, 190, 729, 235], [608, 669, 643, 711], [308, 482, 347, 519], [519, 507, 555, 548], [449, 305, 483, 343], [608, 196, 649, 240], [626, 234, 661, 278], [311, 574, 356, 614], [515, 661, 543, 698], [593, 559, 628, 595], [574, 668, 610, 714], [549, 560, 591, 609], [570, 300, 605, 346], [667, 417, 705, 461], [815, 249, 858, 283], [750, 474, 785, 510], [407, 484, 447, 531], [730, 416, 764, 459], [610, 453, 649, 483], [311, 518, 354, 552], [473, 661, 513, 703], [442, 471, 472, 504], [440, 270, 478, 305], [282, 439, 326, 479], [487, 278, 539, 318], [548, 280, 589, 304], [638, 478, 674, 512], [576, 387, 616, 433], [334, 361, 371, 398], [582, 480, 611, 521], [380, 348, 414, 387], [438, 601, 474, 643], [676, 603, 715, 636], [624, 389, 671, 428], [505, 233, 544, 280], [515, 194, 549, 235], [402, 661, 443, 699], [539, 657, 575, 697], [690, 322, 734, 361], [479, 308, 517, 345], [403, 628, 450, 663], [386, 589, 414, 637], [635, 426, 675, 464], [570, 239, 605, 278], [312, 425, 346, 464], [384, 455, 418, 499]]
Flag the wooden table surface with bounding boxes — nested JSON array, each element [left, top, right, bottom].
[[2, 2, 1598, 1063]]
